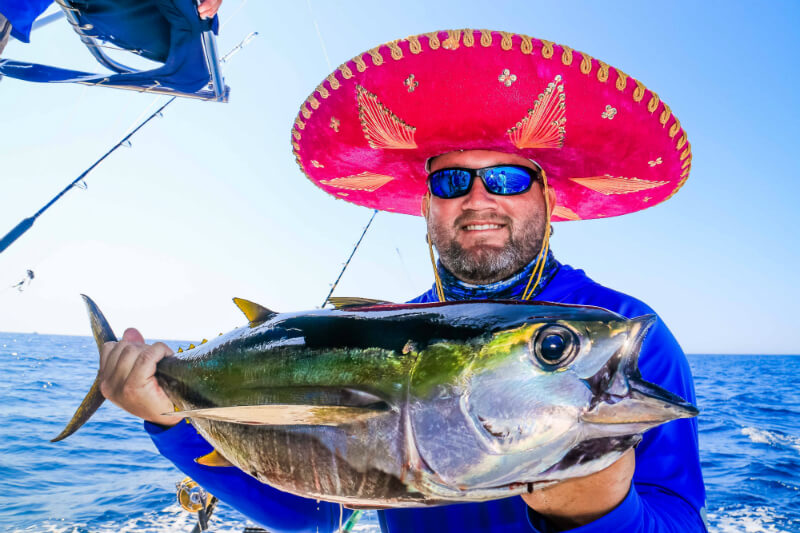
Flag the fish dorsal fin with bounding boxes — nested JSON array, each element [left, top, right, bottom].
[[169, 404, 388, 426], [195, 449, 234, 468], [232, 297, 277, 326], [327, 297, 392, 310]]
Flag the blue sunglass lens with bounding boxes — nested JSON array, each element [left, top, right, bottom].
[[430, 169, 473, 198], [483, 166, 533, 195]]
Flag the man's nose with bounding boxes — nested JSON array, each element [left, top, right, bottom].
[[461, 178, 498, 210]]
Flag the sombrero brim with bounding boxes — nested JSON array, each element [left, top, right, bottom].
[[291, 30, 691, 221]]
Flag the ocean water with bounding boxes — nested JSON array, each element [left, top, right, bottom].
[[1, 332, 798, 533]]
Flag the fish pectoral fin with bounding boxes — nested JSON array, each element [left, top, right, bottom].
[[232, 297, 277, 327], [344, 504, 395, 511], [326, 297, 393, 310], [170, 404, 389, 426], [195, 449, 234, 467]]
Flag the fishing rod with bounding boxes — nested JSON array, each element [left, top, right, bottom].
[[0, 97, 176, 255], [321, 209, 379, 308], [0, 31, 258, 257]]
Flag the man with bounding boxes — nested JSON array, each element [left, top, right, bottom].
[[98, 30, 705, 531]]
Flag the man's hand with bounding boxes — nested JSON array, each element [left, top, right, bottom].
[[197, 0, 222, 19], [522, 449, 635, 530], [99, 328, 178, 427]]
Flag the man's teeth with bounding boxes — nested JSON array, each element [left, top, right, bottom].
[[464, 224, 503, 231]]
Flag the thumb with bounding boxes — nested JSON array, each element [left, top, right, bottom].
[[122, 327, 145, 344]]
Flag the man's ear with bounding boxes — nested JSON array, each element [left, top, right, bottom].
[[421, 191, 431, 218], [546, 187, 557, 217]]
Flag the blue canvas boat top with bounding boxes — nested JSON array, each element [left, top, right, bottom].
[[0, 0, 228, 101]]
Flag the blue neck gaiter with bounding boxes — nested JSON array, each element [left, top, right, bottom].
[[437, 250, 560, 301]]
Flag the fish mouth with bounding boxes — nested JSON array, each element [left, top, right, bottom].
[[580, 314, 699, 426]]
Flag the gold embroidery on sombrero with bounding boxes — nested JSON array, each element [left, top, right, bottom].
[[669, 117, 681, 139], [540, 39, 555, 59], [404, 74, 418, 92], [353, 55, 367, 72], [666, 145, 692, 202], [499, 31, 513, 51], [632, 80, 646, 102], [321, 172, 395, 192], [463, 30, 475, 47], [507, 75, 566, 149], [425, 32, 441, 50], [294, 117, 306, 130], [569, 175, 669, 195], [308, 95, 320, 110], [443, 30, 461, 50], [520, 35, 533, 55], [407, 35, 422, 54], [647, 92, 660, 113], [301, 104, 311, 119], [356, 85, 418, 149], [579, 52, 593, 75], [597, 60, 610, 82], [615, 69, 628, 91], [387, 40, 403, 60], [326, 74, 340, 90], [648, 158, 663, 167], [601, 105, 617, 119], [676, 131, 688, 150], [329, 117, 340, 132], [561, 45, 574, 65], [643, 197, 652, 203], [338, 64, 353, 79], [498, 69, 517, 87], [659, 104, 672, 127], [367, 47, 384, 66], [337, 192, 349, 197], [311, 160, 324, 168], [479, 30, 492, 47], [553, 206, 580, 221]]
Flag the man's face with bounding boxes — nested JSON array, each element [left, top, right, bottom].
[[424, 150, 554, 285]]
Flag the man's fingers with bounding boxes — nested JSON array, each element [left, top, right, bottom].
[[125, 342, 173, 394], [122, 327, 145, 344], [104, 343, 145, 396], [198, 0, 222, 18]]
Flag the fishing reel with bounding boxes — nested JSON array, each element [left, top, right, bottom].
[[176, 477, 219, 531], [176, 477, 212, 512]]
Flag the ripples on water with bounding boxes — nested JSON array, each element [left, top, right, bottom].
[[1, 333, 798, 532]]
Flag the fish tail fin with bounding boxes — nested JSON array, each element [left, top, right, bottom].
[[51, 295, 117, 442]]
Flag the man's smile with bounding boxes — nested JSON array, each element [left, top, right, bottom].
[[463, 223, 506, 232]]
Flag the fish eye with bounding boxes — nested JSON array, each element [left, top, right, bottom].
[[532, 325, 578, 368]]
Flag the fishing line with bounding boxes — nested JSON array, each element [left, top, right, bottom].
[[219, 0, 248, 30], [305, 0, 332, 70]]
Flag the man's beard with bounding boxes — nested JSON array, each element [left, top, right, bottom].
[[428, 211, 546, 285]]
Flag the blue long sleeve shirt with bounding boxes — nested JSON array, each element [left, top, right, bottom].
[[146, 261, 707, 532]]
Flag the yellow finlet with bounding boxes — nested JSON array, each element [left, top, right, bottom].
[[195, 449, 234, 468], [177, 347, 183, 353], [232, 297, 277, 327], [188, 344, 195, 350], [201, 339, 208, 345]]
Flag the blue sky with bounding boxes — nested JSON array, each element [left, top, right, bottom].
[[0, 1, 798, 354]]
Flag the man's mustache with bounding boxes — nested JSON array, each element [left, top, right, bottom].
[[454, 211, 512, 229]]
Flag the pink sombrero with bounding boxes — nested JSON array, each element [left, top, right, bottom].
[[291, 29, 691, 221]]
